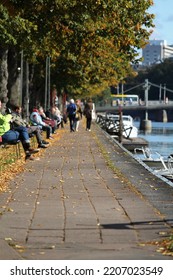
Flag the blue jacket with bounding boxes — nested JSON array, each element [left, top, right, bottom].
[[30, 111, 46, 129], [67, 103, 77, 116]]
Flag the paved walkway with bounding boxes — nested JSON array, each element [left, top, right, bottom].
[[0, 122, 173, 260]]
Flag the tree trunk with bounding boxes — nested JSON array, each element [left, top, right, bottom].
[[0, 47, 8, 105], [7, 47, 21, 106]]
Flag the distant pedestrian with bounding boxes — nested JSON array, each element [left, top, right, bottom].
[[74, 100, 82, 131], [83, 98, 93, 131], [67, 99, 77, 132]]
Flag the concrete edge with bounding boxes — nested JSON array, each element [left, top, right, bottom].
[[0, 239, 23, 260]]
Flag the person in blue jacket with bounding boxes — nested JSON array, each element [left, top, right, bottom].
[[67, 99, 77, 132]]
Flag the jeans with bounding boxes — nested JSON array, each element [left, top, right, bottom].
[[2, 130, 19, 143], [69, 115, 76, 131], [42, 125, 52, 138], [27, 126, 42, 144], [14, 126, 30, 143], [86, 117, 92, 130]]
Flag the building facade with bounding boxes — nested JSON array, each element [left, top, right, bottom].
[[142, 40, 173, 66]]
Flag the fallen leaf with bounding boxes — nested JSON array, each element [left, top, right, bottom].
[[159, 231, 168, 235], [7, 208, 14, 212], [5, 237, 12, 241], [15, 245, 25, 249]]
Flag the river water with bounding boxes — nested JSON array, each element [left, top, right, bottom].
[[134, 121, 173, 157]]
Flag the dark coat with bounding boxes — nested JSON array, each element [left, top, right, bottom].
[[84, 102, 93, 119]]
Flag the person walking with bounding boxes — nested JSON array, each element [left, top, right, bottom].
[[74, 100, 82, 131], [83, 98, 93, 131], [67, 99, 77, 132]]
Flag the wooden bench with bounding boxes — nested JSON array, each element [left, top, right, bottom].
[[0, 136, 21, 157], [0, 136, 22, 175]]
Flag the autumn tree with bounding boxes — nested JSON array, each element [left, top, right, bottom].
[[0, 0, 154, 106], [0, 0, 37, 104]]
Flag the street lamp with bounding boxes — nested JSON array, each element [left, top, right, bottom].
[[20, 50, 24, 106], [44, 56, 51, 110], [140, 79, 152, 131], [143, 79, 150, 120]]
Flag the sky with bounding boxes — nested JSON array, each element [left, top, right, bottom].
[[149, 0, 173, 45]]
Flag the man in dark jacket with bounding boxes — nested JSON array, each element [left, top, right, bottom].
[[67, 99, 77, 132]]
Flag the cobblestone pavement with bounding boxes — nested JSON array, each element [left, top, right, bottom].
[[0, 122, 173, 260]]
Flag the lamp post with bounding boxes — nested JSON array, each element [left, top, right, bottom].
[[47, 56, 51, 109], [163, 83, 166, 103], [44, 57, 48, 111], [159, 84, 162, 103], [20, 50, 24, 106], [140, 79, 152, 131], [25, 61, 29, 121], [44, 56, 51, 110], [144, 79, 150, 120]]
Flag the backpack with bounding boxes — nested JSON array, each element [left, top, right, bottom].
[[67, 103, 76, 116]]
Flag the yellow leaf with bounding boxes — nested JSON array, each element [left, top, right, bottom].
[[159, 231, 167, 235], [15, 245, 25, 249], [7, 208, 14, 212], [5, 237, 12, 241]]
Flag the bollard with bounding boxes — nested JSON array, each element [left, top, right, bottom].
[[162, 110, 168, 123], [140, 119, 152, 132]]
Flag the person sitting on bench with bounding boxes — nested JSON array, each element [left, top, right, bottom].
[[11, 105, 49, 149], [0, 99, 39, 160], [30, 108, 53, 139]]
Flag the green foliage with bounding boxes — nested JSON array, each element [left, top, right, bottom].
[[0, 4, 16, 45], [0, 3, 37, 53], [0, 0, 154, 99]]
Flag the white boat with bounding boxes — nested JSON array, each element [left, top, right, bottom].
[[153, 156, 173, 181], [105, 114, 138, 138], [134, 147, 173, 181], [134, 147, 173, 168]]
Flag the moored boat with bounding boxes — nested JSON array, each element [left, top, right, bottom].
[[105, 114, 138, 139], [134, 147, 173, 168]]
